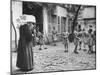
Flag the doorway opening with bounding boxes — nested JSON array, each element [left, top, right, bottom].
[[23, 2, 43, 33]]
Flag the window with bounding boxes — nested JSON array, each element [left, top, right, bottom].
[[61, 17, 66, 32], [58, 16, 60, 24], [58, 16, 60, 33]]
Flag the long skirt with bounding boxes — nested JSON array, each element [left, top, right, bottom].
[[16, 40, 33, 70]]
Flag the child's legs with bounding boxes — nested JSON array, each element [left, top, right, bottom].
[[74, 43, 78, 52], [52, 35, 54, 42], [84, 42, 86, 48], [64, 44, 68, 52], [42, 39, 47, 49], [66, 42, 68, 50], [39, 39, 42, 50], [79, 41, 82, 50], [88, 45, 93, 53], [39, 44, 42, 50], [64, 44, 66, 50]]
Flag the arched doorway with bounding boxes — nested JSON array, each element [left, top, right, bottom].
[[23, 2, 43, 33]]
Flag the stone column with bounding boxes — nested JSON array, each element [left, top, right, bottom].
[[43, 6, 48, 35]]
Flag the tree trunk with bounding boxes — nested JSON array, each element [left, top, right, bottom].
[[72, 5, 81, 33], [68, 5, 81, 42]]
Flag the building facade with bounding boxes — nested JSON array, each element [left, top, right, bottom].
[[77, 6, 96, 33], [12, 1, 69, 43]]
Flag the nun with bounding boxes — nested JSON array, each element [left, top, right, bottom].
[[16, 15, 36, 71]]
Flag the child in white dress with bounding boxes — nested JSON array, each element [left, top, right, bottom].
[[62, 32, 69, 52]]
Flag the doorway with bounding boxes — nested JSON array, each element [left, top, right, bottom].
[[23, 2, 43, 33], [61, 17, 66, 33]]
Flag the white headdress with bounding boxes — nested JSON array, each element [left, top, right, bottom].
[[16, 14, 36, 28]]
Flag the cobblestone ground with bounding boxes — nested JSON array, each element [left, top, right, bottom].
[[11, 42, 96, 74]]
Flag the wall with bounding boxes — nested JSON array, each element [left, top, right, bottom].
[[43, 5, 68, 35], [56, 6, 67, 17], [77, 7, 96, 33], [43, 6, 48, 35], [12, 1, 22, 42], [46, 5, 69, 42], [57, 6, 68, 33], [81, 7, 95, 19]]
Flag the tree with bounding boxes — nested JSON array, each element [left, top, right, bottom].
[[67, 5, 81, 42], [72, 5, 81, 33]]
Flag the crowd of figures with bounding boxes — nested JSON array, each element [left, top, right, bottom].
[[31, 24, 47, 50], [16, 21, 96, 72], [73, 26, 96, 54], [31, 24, 96, 55], [61, 25, 96, 54]]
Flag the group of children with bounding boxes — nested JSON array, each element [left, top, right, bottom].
[[32, 26, 58, 50], [31, 25, 96, 54], [32, 26, 47, 50], [62, 27, 96, 54], [74, 28, 96, 54]]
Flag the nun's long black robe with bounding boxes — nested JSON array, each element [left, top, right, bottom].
[[16, 24, 33, 70]]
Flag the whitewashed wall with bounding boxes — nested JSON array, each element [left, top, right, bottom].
[[56, 6, 67, 17], [82, 7, 95, 18], [12, 1, 22, 42], [43, 6, 48, 35], [56, 6, 68, 32]]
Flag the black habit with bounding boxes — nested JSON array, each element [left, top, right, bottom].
[[16, 24, 33, 71]]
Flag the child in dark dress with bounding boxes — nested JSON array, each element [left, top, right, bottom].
[[77, 25, 82, 50]]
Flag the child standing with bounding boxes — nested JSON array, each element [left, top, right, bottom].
[[82, 29, 86, 50], [52, 27, 57, 46], [62, 32, 69, 52], [36, 28, 47, 50], [74, 30, 80, 54], [88, 29, 94, 54], [36, 30, 43, 50]]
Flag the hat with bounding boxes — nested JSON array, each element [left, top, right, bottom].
[[24, 14, 36, 23], [16, 14, 36, 25]]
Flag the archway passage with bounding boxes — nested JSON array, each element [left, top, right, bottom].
[[23, 2, 43, 33]]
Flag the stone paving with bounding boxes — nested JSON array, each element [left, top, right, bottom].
[[11, 42, 96, 74]]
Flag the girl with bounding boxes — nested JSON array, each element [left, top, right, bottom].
[[74, 30, 80, 54], [62, 32, 69, 52], [37, 29, 47, 50], [52, 27, 57, 46], [88, 29, 94, 54]]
